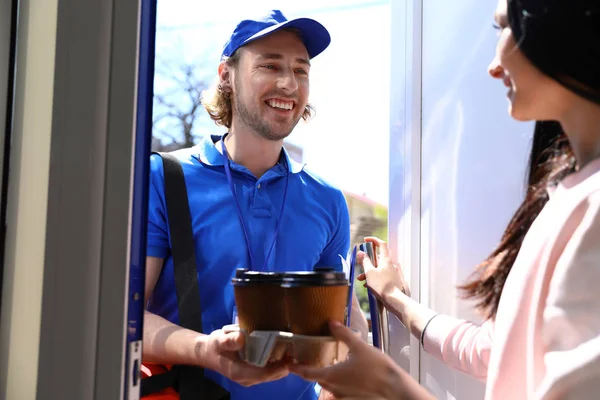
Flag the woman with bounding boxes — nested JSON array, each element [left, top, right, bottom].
[[349, 121, 573, 383], [290, 0, 600, 398]]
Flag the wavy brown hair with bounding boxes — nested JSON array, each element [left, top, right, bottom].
[[201, 28, 315, 128], [459, 121, 576, 319]]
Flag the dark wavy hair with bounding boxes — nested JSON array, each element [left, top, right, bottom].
[[507, 0, 600, 104], [459, 121, 575, 319], [459, 0, 598, 320]]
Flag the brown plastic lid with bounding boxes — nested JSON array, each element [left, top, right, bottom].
[[231, 269, 285, 286], [281, 267, 348, 287]]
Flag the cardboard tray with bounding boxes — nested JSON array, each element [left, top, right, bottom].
[[223, 324, 356, 368]]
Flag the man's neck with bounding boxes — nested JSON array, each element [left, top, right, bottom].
[[222, 128, 284, 179]]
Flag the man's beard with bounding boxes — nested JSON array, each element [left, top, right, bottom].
[[233, 82, 302, 141]]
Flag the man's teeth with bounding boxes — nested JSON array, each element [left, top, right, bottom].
[[267, 99, 293, 110]]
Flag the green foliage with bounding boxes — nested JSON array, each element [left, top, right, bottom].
[[372, 205, 388, 241], [352, 264, 370, 314]]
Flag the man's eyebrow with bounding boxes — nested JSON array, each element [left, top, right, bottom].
[[258, 53, 283, 61], [296, 57, 311, 66], [258, 53, 311, 66]]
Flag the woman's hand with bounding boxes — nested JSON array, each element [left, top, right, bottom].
[[357, 237, 409, 301], [290, 321, 407, 399]]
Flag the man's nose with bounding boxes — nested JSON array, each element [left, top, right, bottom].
[[277, 70, 299, 93]]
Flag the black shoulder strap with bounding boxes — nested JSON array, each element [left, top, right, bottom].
[[155, 152, 206, 399], [159, 152, 204, 334], [142, 152, 228, 400]]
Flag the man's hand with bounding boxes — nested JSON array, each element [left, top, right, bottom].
[[203, 328, 289, 387]]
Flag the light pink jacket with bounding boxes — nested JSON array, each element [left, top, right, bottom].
[[423, 157, 600, 399]]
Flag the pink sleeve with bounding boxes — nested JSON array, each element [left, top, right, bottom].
[[537, 193, 600, 399], [422, 314, 494, 381]]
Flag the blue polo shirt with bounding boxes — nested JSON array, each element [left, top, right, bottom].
[[146, 134, 350, 400]]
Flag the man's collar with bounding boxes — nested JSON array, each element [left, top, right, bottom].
[[194, 134, 226, 166], [194, 134, 305, 174]]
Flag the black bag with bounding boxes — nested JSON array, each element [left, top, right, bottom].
[[141, 152, 230, 400]]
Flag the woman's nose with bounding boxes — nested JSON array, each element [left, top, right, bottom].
[[488, 56, 504, 79]]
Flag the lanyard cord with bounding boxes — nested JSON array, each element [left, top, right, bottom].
[[221, 139, 290, 271]]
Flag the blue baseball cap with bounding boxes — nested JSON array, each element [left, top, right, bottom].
[[221, 10, 331, 60]]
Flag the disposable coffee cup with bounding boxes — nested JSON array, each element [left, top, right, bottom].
[[232, 269, 288, 333], [282, 268, 349, 336]]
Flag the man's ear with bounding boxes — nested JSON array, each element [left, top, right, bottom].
[[218, 62, 233, 93]]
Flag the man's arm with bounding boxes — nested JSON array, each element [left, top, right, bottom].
[[142, 256, 288, 386], [142, 256, 209, 366], [315, 191, 369, 342], [316, 191, 369, 400]]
